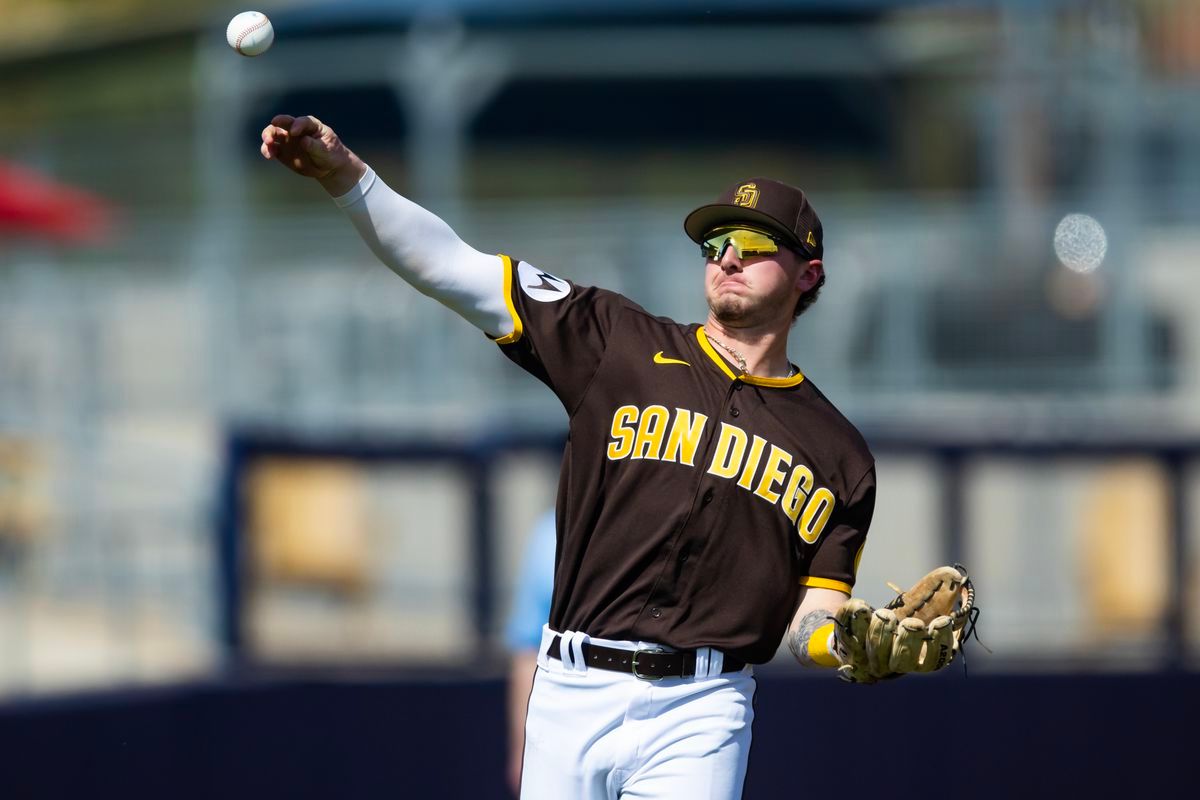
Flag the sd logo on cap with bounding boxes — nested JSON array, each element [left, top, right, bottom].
[[685, 177, 823, 261]]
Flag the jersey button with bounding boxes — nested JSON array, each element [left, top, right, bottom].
[[650, 607, 662, 619], [734, 383, 743, 391], [730, 408, 740, 417], [701, 489, 714, 505]]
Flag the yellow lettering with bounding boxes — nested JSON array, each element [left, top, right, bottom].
[[707, 423, 748, 478], [607, 405, 639, 460], [753, 445, 793, 504], [737, 435, 768, 490], [781, 464, 815, 524], [798, 488, 836, 544], [610, 406, 834, 545], [662, 409, 708, 466], [632, 405, 670, 460]]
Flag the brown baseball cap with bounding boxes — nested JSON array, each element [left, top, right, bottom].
[[684, 177, 823, 261]]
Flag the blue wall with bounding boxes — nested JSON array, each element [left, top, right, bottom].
[[1, 672, 1193, 798]]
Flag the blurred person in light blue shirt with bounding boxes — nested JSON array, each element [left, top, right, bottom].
[[505, 509, 556, 797]]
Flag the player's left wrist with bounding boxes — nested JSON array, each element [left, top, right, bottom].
[[806, 623, 840, 668]]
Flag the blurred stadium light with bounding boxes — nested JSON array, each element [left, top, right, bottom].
[[0, 0, 1199, 697]]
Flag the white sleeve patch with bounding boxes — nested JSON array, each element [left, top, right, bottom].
[[517, 261, 571, 302]]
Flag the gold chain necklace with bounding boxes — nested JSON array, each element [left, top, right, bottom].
[[708, 336, 748, 374], [708, 335, 797, 378]]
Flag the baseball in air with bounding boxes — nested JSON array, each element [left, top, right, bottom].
[[227, 11, 274, 57]]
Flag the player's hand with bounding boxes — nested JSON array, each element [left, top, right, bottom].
[[832, 565, 977, 684], [260, 114, 365, 194]]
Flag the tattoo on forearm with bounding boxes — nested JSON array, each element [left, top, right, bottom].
[[787, 609, 833, 668]]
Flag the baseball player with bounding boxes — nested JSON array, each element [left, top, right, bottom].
[[260, 114, 969, 799]]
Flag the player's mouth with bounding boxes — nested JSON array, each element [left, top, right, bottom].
[[715, 277, 750, 291]]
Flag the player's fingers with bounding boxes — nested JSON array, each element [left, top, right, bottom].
[[288, 114, 323, 138], [920, 615, 957, 672], [888, 617, 928, 673], [270, 114, 296, 130], [301, 134, 331, 160], [866, 608, 897, 676], [261, 124, 289, 145]]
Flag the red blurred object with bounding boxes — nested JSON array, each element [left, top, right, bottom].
[[0, 159, 115, 245]]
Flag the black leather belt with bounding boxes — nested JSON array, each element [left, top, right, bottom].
[[546, 635, 746, 680]]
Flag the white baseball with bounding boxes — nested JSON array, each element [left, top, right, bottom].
[[227, 11, 274, 57]]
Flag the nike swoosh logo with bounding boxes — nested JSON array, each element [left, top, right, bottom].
[[653, 351, 691, 367]]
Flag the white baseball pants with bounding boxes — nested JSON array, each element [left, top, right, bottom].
[[519, 626, 756, 799]]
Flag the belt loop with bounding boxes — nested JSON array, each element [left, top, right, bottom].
[[694, 647, 710, 679], [694, 646, 725, 678], [557, 630, 574, 669], [569, 630, 589, 672], [537, 624, 556, 669], [557, 630, 589, 673]]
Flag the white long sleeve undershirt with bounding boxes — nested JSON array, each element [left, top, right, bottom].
[[331, 166, 514, 338]]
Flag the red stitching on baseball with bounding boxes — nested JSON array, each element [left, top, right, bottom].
[[236, 17, 270, 52]]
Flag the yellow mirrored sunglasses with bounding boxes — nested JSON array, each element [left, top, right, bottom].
[[700, 227, 782, 261]]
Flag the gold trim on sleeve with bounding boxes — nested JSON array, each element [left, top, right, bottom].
[[492, 254, 524, 345], [799, 575, 853, 595]]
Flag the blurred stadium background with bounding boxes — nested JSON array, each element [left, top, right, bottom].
[[1, 0, 1198, 796]]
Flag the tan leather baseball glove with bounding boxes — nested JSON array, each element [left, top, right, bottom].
[[833, 564, 977, 684]]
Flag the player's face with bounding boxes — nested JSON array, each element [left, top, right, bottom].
[[704, 239, 819, 329]]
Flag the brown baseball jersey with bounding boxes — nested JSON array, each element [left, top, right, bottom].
[[495, 255, 876, 665]]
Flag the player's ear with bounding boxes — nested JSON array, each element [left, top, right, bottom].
[[796, 259, 823, 293]]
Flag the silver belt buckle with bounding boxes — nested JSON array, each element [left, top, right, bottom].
[[631, 647, 667, 681]]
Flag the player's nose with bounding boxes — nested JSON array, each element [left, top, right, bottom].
[[718, 245, 743, 271]]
